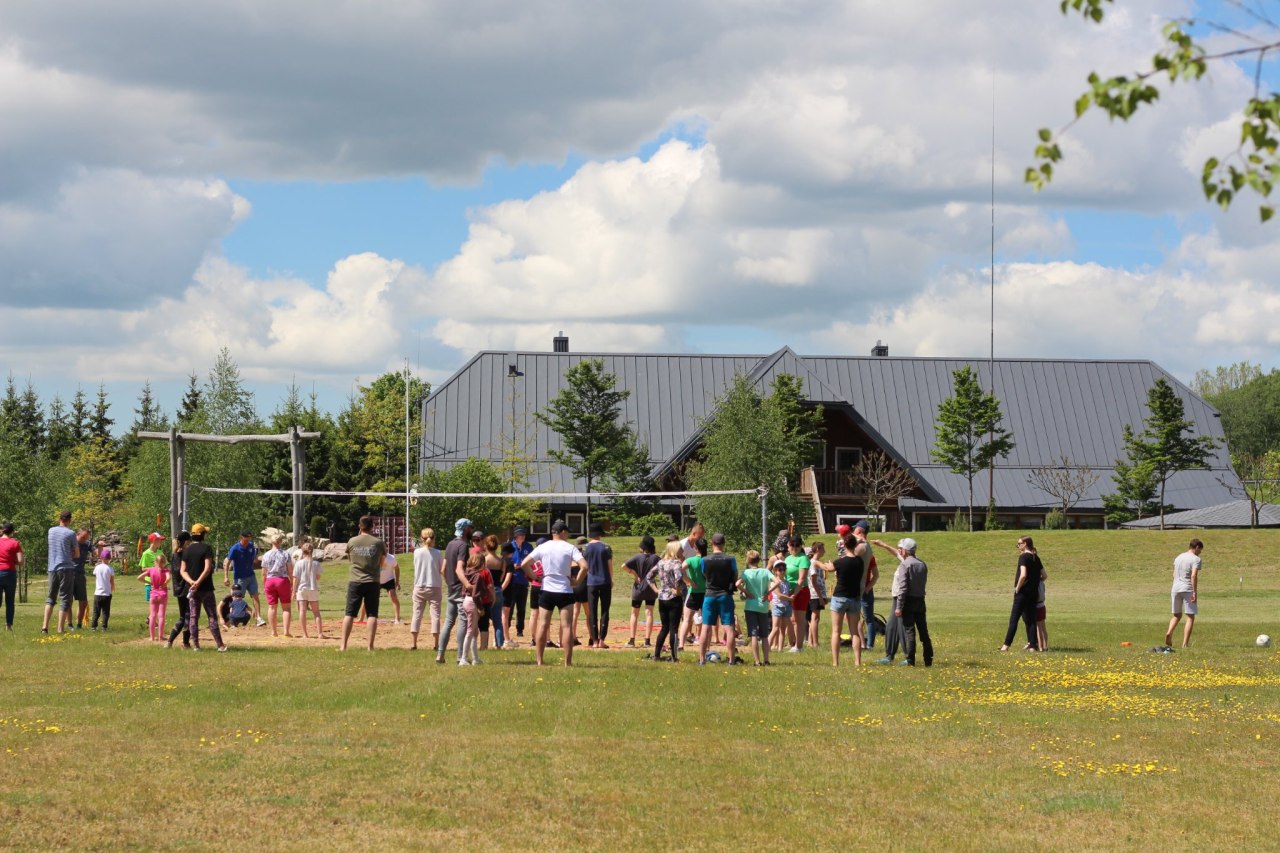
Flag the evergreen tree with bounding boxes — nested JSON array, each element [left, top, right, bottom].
[[70, 387, 90, 444], [45, 395, 75, 459], [90, 383, 114, 443], [930, 366, 1015, 532], [177, 372, 201, 428], [14, 380, 45, 454], [1102, 458, 1163, 524], [119, 380, 168, 463], [1107, 378, 1219, 529]]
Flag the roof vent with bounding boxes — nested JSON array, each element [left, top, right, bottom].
[[871, 340, 888, 357], [553, 332, 569, 353]]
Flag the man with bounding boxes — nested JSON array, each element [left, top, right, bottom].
[[72, 528, 91, 629], [435, 518, 473, 664], [223, 530, 265, 627], [165, 531, 193, 648], [519, 520, 587, 666], [851, 521, 880, 648], [698, 532, 739, 665], [1165, 539, 1204, 649], [679, 523, 705, 560], [41, 510, 79, 634], [888, 538, 931, 667], [181, 523, 226, 652], [583, 523, 613, 648], [624, 535, 659, 648], [340, 515, 386, 651]]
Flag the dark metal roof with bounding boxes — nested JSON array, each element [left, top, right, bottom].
[[420, 348, 1240, 508], [1120, 500, 1280, 529]]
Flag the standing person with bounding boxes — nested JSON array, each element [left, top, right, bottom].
[[436, 519, 473, 664], [645, 541, 686, 662], [165, 531, 193, 649], [828, 533, 865, 668], [0, 522, 23, 631], [261, 534, 295, 638], [518, 520, 587, 667], [181, 524, 226, 652], [891, 538, 931, 667], [737, 550, 773, 666], [340, 516, 386, 652], [293, 542, 324, 639], [1165, 539, 1204, 649], [41, 510, 79, 634], [1036, 567, 1049, 653], [503, 528, 533, 646], [806, 541, 831, 648], [91, 547, 115, 631], [479, 534, 506, 650], [526, 536, 547, 648], [222, 531, 265, 627], [378, 549, 403, 624], [138, 552, 170, 641], [410, 528, 442, 652], [678, 538, 707, 650], [870, 539, 907, 664], [679, 523, 706, 559], [137, 532, 166, 605], [571, 536, 590, 645], [784, 536, 811, 653], [766, 558, 794, 654], [698, 533, 739, 665], [72, 528, 91, 629], [624, 536, 659, 648], [584, 523, 613, 649], [1000, 536, 1041, 652], [851, 522, 880, 649]]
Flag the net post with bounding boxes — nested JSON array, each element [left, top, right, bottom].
[[758, 484, 769, 557]]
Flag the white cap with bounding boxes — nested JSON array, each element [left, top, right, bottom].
[[897, 537, 917, 554]]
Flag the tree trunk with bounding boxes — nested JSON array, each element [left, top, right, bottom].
[[585, 474, 592, 533], [968, 474, 975, 532], [1159, 479, 1167, 530]]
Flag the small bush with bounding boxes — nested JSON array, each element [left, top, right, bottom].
[[630, 513, 678, 538], [309, 515, 327, 538], [1044, 509, 1068, 530], [945, 510, 969, 532]]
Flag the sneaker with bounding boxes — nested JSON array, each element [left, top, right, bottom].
[[625, 639, 637, 648], [547, 641, 560, 649], [216, 646, 229, 653], [457, 660, 470, 666], [644, 638, 651, 647], [40, 628, 48, 634], [435, 656, 445, 665], [256, 619, 267, 627], [786, 646, 801, 654], [503, 641, 517, 650], [899, 660, 912, 666], [471, 657, 482, 665], [876, 657, 892, 665], [191, 646, 201, 652]]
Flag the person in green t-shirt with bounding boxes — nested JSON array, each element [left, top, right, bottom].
[[738, 549, 777, 666], [678, 537, 707, 650], [138, 532, 166, 605], [783, 536, 810, 652]]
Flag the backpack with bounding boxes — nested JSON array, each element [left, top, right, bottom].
[[476, 569, 495, 607]]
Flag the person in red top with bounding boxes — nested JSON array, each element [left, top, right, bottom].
[[0, 521, 23, 630]]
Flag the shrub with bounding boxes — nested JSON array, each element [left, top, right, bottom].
[[945, 509, 968, 532], [630, 513, 678, 538], [1044, 509, 1068, 530]]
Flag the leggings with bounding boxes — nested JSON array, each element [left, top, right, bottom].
[[92, 594, 113, 630], [505, 584, 528, 634], [655, 597, 682, 660], [148, 594, 168, 640], [587, 584, 612, 644], [0, 571, 15, 628], [1003, 591, 1038, 649], [460, 596, 478, 662], [188, 589, 224, 649], [167, 593, 191, 646]]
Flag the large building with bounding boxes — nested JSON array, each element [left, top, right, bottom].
[[419, 338, 1239, 534]]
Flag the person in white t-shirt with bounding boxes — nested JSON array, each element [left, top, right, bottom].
[[410, 528, 443, 651], [1165, 539, 1203, 648], [678, 523, 705, 560], [91, 550, 115, 631], [379, 550, 403, 624], [292, 542, 324, 639], [518, 520, 587, 667]]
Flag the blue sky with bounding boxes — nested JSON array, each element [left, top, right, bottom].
[[1, 0, 1278, 426]]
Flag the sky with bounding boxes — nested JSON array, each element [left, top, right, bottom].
[[2, 0, 1279, 424]]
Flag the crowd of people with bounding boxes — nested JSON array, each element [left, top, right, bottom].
[[0, 511, 1209, 664]]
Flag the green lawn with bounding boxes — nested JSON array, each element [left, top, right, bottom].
[[1, 529, 1277, 851]]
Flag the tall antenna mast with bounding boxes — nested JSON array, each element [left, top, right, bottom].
[[988, 76, 997, 514]]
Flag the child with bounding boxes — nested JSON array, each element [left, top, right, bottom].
[[220, 584, 252, 628], [138, 552, 170, 641], [91, 548, 115, 631], [293, 542, 324, 639], [736, 550, 774, 666], [767, 558, 793, 653], [459, 552, 492, 665]]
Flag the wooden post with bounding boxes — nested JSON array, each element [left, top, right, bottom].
[[290, 426, 303, 545], [168, 426, 179, 538], [175, 436, 186, 533]]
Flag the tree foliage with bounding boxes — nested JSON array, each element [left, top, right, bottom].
[[61, 437, 127, 534], [1032, 0, 1280, 222], [1026, 454, 1101, 515], [413, 458, 511, 536], [930, 367, 1015, 531], [1196, 366, 1280, 459], [1106, 377, 1219, 529]]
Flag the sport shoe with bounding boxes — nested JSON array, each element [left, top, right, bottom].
[[644, 638, 651, 647], [625, 639, 636, 647], [786, 646, 801, 654], [216, 646, 229, 653], [457, 659, 470, 666], [876, 657, 892, 665], [256, 619, 267, 627]]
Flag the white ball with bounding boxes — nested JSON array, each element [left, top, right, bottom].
[[1258, 634, 1272, 648]]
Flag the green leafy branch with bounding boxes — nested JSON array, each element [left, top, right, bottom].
[[1031, 1, 1280, 222]]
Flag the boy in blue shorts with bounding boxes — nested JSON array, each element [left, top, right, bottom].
[[698, 533, 739, 665]]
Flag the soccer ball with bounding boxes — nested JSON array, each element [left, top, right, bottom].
[[706, 652, 721, 663], [1258, 634, 1272, 648]]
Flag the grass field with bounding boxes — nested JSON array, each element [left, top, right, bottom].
[[1, 528, 1277, 851]]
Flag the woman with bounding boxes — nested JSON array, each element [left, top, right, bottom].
[[806, 541, 831, 647], [527, 537, 548, 647], [480, 534, 505, 650], [1000, 536, 1042, 652], [410, 528, 442, 651], [503, 527, 533, 646], [784, 536, 811, 652], [646, 541, 686, 662], [261, 534, 294, 638], [165, 531, 192, 648], [0, 521, 23, 631], [678, 538, 707, 650]]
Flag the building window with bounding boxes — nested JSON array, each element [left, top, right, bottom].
[[835, 512, 885, 531], [531, 516, 551, 536], [564, 513, 585, 536], [834, 447, 862, 470], [805, 440, 827, 469]]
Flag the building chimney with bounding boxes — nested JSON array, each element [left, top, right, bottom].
[[871, 340, 888, 357], [553, 332, 569, 353]]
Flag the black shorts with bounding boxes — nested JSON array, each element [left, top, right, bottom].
[[631, 585, 657, 608], [808, 599, 826, 615], [745, 610, 772, 639], [74, 571, 88, 603], [684, 592, 705, 612], [345, 581, 380, 619], [529, 587, 541, 610], [538, 591, 576, 612], [380, 578, 397, 592], [573, 585, 588, 604]]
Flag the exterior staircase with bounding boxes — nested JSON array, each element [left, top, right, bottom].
[[792, 467, 825, 536]]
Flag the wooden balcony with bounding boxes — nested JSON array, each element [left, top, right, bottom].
[[801, 468, 861, 496]]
